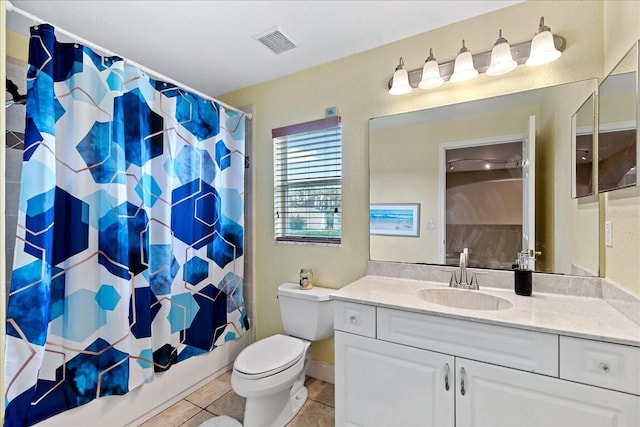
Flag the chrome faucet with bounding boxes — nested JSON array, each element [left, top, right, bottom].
[[449, 248, 479, 290]]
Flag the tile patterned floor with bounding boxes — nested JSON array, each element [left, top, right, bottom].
[[138, 372, 334, 427]]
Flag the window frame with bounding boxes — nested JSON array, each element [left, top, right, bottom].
[[272, 116, 342, 244]]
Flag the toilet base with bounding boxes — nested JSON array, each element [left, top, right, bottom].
[[243, 384, 307, 427], [241, 353, 310, 427]]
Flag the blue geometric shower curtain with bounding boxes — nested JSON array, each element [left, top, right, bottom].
[[4, 24, 248, 426]]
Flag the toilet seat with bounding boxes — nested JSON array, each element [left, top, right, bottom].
[[234, 334, 305, 379]]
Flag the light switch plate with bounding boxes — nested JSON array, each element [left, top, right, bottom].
[[605, 221, 613, 247]]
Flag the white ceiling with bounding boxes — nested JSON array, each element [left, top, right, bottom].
[[6, 1, 521, 97]]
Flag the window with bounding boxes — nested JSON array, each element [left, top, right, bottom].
[[273, 116, 342, 243]]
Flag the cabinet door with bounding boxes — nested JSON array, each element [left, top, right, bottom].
[[456, 358, 640, 427], [335, 331, 454, 427]]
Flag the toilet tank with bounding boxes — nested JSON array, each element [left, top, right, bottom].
[[277, 283, 335, 341]]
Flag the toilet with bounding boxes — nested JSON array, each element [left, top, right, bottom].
[[231, 283, 334, 427]]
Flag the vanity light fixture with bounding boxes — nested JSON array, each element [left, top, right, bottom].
[[388, 57, 413, 95], [447, 158, 522, 171], [525, 17, 562, 67], [450, 40, 478, 83], [486, 30, 518, 76], [418, 48, 445, 89], [388, 16, 565, 95]]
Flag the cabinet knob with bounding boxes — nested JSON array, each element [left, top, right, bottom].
[[349, 315, 358, 324], [598, 362, 611, 373]]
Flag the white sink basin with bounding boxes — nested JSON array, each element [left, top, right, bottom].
[[416, 288, 513, 311]]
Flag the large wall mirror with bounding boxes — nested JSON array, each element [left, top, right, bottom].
[[370, 79, 601, 276], [598, 42, 638, 192]]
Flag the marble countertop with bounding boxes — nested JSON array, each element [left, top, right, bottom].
[[331, 275, 640, 347]]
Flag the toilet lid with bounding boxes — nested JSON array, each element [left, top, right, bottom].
[[234, 334, 305, 378]]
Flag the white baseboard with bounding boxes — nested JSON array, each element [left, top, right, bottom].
[[307, 359, 334, 384]]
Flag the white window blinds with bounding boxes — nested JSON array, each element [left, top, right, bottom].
[[273, 116, 342, 243]]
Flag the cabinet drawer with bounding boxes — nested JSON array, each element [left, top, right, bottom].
[[377, 307, 558, 376], [560, 336, 640, 395], [334, 301, 376, 338]]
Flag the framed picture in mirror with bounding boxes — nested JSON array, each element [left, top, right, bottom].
[[370, 203, 420, 237]]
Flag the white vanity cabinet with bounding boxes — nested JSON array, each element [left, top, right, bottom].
[[335, 331, 454, 426], [334, 300, 640, 427], [456, 357, 639, 426]]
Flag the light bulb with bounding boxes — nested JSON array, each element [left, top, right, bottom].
[[450, 40, 478, 83], [526, 17, 561, 66], [389, 57, 412, 95], [487, 30, 517, 76], [418, 49, 444, 89]]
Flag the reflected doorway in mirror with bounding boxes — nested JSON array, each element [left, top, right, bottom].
[[441, 137, 524, 270]]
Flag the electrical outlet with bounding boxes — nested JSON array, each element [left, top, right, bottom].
[[605, 221, 613, 247]]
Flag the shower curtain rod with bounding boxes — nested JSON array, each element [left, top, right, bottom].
[[5, 0, 252, 120]]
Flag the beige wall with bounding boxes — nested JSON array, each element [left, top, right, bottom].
[[605, 187, 640, 294], [600, 91, 637, 125], [542, 80, 600, 275], [219, 0, 616, 364], [602, 1, 640, 294], [6, 29, 28, 62]]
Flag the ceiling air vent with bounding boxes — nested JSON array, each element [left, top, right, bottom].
[[254, 26, 297, 54]]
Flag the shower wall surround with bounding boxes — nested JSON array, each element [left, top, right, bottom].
[[4, 148, 21, 294], [4, 57, 27, 299]]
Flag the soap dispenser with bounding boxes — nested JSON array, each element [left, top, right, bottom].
[[513, 251, 532, 296]]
